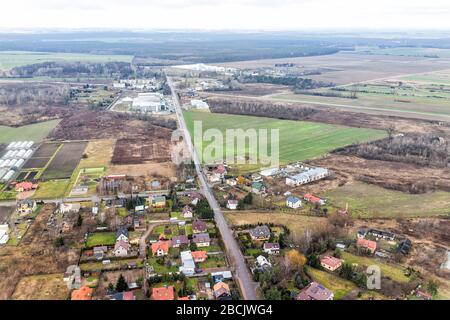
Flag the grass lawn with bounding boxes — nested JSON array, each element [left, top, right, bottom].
[[322, 181, 450, 218], [0, 189, 16, 200], [0, 119, 61, 143], [306, 266, 356, 300], [32, 179, 70, 199], [0, 51, 133, 70], [341, 252, 409, 283], [86, 232, 116, 247], [184, 111, 386, 173], [79, 140, 115, 168], [148, 256, 179, 274], [198, 254, 227, 269], [117, 207, 130, 218]]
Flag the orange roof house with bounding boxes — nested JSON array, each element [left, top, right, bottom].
[[191, 251, 208, 262], [356, 238, 377, 253], [151, 241, 171, 256], [15, 182, 37, 192], [71, 286, 93, 300], [303, 193, 324, 204], [152, 286, 174, 300]]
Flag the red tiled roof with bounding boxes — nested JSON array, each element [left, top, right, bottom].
[[15, 182, 34, 191], [151, 241, 171, 255], [304, 193, 322, 203], [71, 286, 93, 300], [357, 238, 377, 251], [152, 286, 174, 300], [320, 255, 342, 269], [191, 250, 208, 261]]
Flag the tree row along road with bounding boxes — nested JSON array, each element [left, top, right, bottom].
[[166, 74, 259, 300]]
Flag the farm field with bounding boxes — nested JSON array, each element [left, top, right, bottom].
[[322, 181, 450, 218], [184, 111, 386, 172], [353, 46, 450, 59], [224, 211, 326, 241], [11, 274, 69, 300], [79, 139, 115, 169], [41, 141, 88, 180], [0, 51, 133, 70], [0, 119, 60, 143]]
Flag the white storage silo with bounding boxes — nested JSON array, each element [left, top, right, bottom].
[[9, 159, 17, 167], [17, 149, 26, 158], [25, 141, 34, 148], [2, 170, 15, 181]]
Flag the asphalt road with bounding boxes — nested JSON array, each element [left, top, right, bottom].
[[166, 74, 259, 300]]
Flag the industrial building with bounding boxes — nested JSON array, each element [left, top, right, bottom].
[[130, 92, 166, 113], [286, 167, 329, 186]]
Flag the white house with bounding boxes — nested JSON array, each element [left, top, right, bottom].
[[226, 200, 238, 210], [59, 203, 81, 214], [225, 178, 237, 186], [113, 240, 130, 257], [263, 243, 280, 255], [286, 196, 302, 209], [179, 251, 196, 276], [256, 255, 272, 269]]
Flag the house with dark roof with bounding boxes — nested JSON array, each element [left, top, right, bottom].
[[171, 235, 189, 248], [193, 233, 210, 247], [116, 227, 129, 242], [296, 282, 334, 300], [192, 219, 207, 234], [263, 242, 280, 255], [249, 225, 271, 241], [182, 205, 193, 218], [251, 182, 266, 194]]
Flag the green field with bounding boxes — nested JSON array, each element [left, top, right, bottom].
[[32, 180, 70, 199], [341, 252, 409, 283], [0, 51, 133, 70], [353, 46, 450, 58], [0, 119, 61, 143], [322, 181, 450, 218], [184, 111, 386, 172], [86, 232, 116, 248]]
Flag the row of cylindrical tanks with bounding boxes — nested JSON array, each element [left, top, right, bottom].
[[6, 141, 34, 150], [0, 158, 26, 169], [0, 169, 15, 182]]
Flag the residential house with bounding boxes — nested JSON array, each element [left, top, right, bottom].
[[59, 202, 81, 214], [320, 255, 342, 271], [396, 238, 412, 255], [357, 229, 367, 239], [213, 281, 231, 300], [286, 167, 329, 186], [93, 246, 108, 260], [249, 225, 271, 241], [251, 182, 266, 194], [116, 227, 129, 243], [71, 286, 93, 300], [251, 173, 263, 182], [171, 235, 189, 248], [179, 250, 196, 276], [303, 194, 326, 205], [211, 271, 233, 283], [356, 238, 377, 254], [151, 241, 171, 256], [286, 196, 301, 209], [226, 199, 238, 210], [182, 205, 193, 218], [213, 164, 227, 180], [192, 219, 208, 234], [368, 229, 395, 241], [15, 182, 37, 192], [152, 286, 175, 300], [113, 240, 130, 257], [150, 195, 166, 208], [296, 282, 334, 300], [191, 251, 208, 263], [263, 243, 280, 255], [63, 265, 81, 290], [110, 291, 135, 300], [255, 255, 272, 270], [16, 199, 36, 215], [193, 233, 211, 247], [225, 178, 237, 186]]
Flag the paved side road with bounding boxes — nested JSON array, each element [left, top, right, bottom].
[[166, 74, 259, 300]]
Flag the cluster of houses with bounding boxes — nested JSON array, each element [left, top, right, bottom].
[[247, 225, 281, 271], [357, 228, 412, 256]]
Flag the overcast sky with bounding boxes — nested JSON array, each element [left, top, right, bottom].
[[1, 0, 450, 31]]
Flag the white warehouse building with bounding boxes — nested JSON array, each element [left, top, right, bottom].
[[131, 93, 165, 113], [286, 167, 329, 186]]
